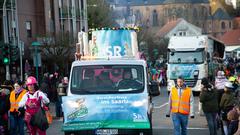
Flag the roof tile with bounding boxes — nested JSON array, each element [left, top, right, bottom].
[[220, 29, 240, 46], [156, 19, 182, 37], [212, 8, 232, 20]]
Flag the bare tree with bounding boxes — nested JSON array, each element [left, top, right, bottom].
[[137, 27, 169, 61], [88, 0, 115, 28], [39, 32, 75, 75]]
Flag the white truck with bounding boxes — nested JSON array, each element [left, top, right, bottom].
[[61, 29, 155, 135], [167, 36, 225, 93]]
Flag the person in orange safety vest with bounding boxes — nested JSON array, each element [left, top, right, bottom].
[[166, 76, 195, 135], [9, 80, 27, 135]]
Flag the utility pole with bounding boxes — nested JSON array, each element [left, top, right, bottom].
[[3, 0, 10, 80], [83, 0, 88, 32], [15, 0, 23, 81]]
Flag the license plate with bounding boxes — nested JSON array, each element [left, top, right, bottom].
[[95, 129, 118, 135]]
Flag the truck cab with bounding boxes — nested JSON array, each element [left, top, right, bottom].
[[167, 36, 225, 93], [61, 29, 154, 135]]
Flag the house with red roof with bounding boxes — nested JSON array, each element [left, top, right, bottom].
[[156, 18, 202, 38], [220, 29, 240, 58]]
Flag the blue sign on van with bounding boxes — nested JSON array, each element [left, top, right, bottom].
[[90, 30, 137, 57], [169, 64, 199, 79], [62, 94, 150, 131]]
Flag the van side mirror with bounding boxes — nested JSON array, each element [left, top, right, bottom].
[[207, 52, 210, 63], [148, 81, 160, 96]]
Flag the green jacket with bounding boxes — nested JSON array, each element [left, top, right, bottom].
[[220, 91, 235, 111], [199, 87, 219, 113]]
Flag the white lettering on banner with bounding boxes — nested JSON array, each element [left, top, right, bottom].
[[105, 46, 122, 56], [133, 113, 146, 122], [100, 100, 110, 104], [111, 99, 129, 104], [97, 96, 127, 100], [114, 46, 121, 56]]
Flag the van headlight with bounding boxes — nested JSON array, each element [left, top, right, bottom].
[[193, 70, 199, 78], [195, 80, 202, 91]]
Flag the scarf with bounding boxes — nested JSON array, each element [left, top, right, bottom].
[[15, 87, 23, 95]]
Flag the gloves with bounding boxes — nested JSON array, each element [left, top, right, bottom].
[[190, 116, 194, 119], [166, 114, 170, 117]]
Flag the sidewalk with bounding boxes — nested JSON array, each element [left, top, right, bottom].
[[47, 102, 64, 135], [48, 102, 57, 118]]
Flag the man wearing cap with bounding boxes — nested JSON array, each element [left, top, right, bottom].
[[166, 76, 194, 135], [220, 82, 236, 135], [56, 77, 68, 118]]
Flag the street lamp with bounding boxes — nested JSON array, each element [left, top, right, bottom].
[[31, 41, 41, 82]]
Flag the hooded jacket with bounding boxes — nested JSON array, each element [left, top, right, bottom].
[[200, 84, 219, 113], [215, 72, 228, 90]]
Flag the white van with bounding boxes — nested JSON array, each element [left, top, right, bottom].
[[61, 29, 156, 135]]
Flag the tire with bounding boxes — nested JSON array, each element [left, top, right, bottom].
[[193, 91, 200, 96], [147, 113, 153, 135], [167, 91, 170, 95], [64, 132, 72, 135]]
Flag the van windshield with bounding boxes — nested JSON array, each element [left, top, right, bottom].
[[70, 65, 144, 94]]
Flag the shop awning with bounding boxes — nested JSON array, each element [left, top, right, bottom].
[[225, 46, 240, 52]]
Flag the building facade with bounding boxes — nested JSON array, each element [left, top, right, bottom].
[[109, 0, 233, 37], [207, 8, 233, 38], [0, 0, 86, 81]]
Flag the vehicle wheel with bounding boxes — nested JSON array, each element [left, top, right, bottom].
[[167, 91, 170, 95], [193, 91, 200, 96], [64, 132, 73, 135], [147, 113, 153, 135]]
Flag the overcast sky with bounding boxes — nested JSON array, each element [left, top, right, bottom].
[[225, 0, 237, 9]]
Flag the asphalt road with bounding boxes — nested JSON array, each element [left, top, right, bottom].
[[46, 87, 221, 135]]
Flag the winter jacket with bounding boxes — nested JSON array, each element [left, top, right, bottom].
[[200, 85, 219, 113], [215, 76, 228, 90], [220, 91, 235, 111], [234, 117, 240, 135], [0, 94, 10, 115]]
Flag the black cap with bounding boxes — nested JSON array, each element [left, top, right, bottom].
[[177, 76, 184, 81], [201, 77, 209, 86], [15, 80, 24, 86]]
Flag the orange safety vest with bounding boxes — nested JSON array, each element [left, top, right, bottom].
[[9, 89, 27, 112], [171, 87, 191, 115]]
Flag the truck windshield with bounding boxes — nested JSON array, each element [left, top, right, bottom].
[[70, 65, 144, 94], [168, 51, 204, 64]]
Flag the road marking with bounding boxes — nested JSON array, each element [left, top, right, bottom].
[[154, 102, 168, 109], [153, 126, 208, 130]]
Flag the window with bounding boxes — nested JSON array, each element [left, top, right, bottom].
[[152, 9, 158, 26], [177, 7, 183, 17], [164, 8, 168, 16], [171, 15, 176, 21], [221, 22, 226, 29], [25, 21, 32, 38], [71, 65, 144, 94], [179, 32, 182, 36], [208, 22, 212, 28], [168, 51, 204, 64], [135, 10, 142, 23], [178, 31, 186, 36], [183, 31, 186, 36], [193, 8, 198, 20]]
